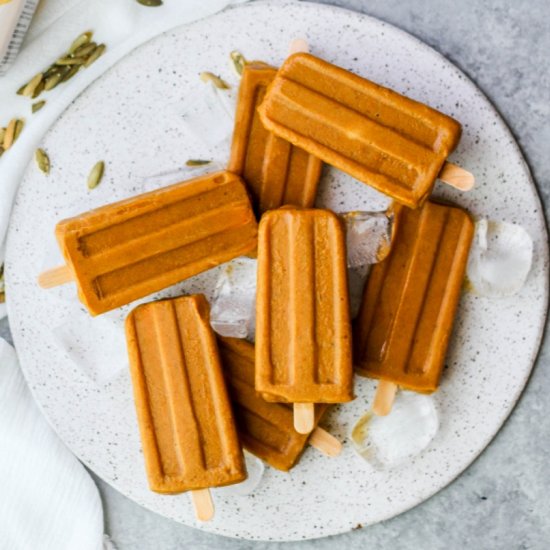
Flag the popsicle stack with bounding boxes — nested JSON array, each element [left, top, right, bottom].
[[37, 40, 476, 517]]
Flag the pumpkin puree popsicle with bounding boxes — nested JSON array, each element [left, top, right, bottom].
[[126, 295, 246, 521], [354, 201, 474, 414], [258, 53, 474, 208], [255, 207, 354, 434], [218, 336, 342, 471], [228, 62, 322, 215], [39, 171, 257, 315]]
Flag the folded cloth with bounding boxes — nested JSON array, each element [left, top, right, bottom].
[[0, 338, 106, 550], [0, 0, 248, 319]]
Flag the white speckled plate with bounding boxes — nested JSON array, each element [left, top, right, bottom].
[[5, 0, 549, 542]]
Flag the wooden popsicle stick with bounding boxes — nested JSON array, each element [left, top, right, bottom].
[[438, 162, 475, 191], [37, 265, 73, 288], [294, 402, 315, 434], [372, 380, 397, 416], [191, 488, 214, 522], [308, 427, 342, 457], [288, 38, 309, 55]]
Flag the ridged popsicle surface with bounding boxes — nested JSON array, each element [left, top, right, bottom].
[[126, 295, 246, 493], [218, 336, 327, 471], [256, 208, 353, 403], [56, 171, 257, 315], [259, 53, 462, 208], [228, 63, 322, 214], [354, 202, 474, 392]]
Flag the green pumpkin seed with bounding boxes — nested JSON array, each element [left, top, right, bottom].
[[22, 73, 43, 98], [43, 64, 61, 79], [61, 65, 81, 83], [31, 78, 45, 99], [200, 71, 230, 90], [186, 159, 212, 166], [32, 101, 46, 113], [87, 161, 105, 190], [73, 42, 97, 58], [137, 0, 163, 6], [84, 44, 106, 67], [68, 31, 93, 54], [0, 146, 4, 158], [56, 56, 87, 66], [16, 83, 27, 95], [44, 72, 63, 91], [35, 148, 50, 174], [3, 119, 17, 149], [14, 119, 24, 141], [230, 50, 247, 76]]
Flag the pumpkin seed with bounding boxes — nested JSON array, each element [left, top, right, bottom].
[[3, 119, 17, 149], [0, 265, 4, 301], [14, 119, 24, 142], [44, 72, 63, 91], [137, 0, 163, 6], [44, 64, 61, 79], [35, 148, 50, 174], [0, 127, 5, 143], [200, 71, 230, 90], [84, 44, 106, 67], [56, 56, 87, 66], [186, 159, 212, 166], [16, 83, 27, 95], [87, 161, 105, 190], [32, 101, 46, 113], [68, 31, 93, 54], [61, 65, 81, 83], [22, 73, 43, 98], [31, 78, 45, 99], [230, 50, 247, 76], [0, 146, 4, 158], [73, 42, 97, 58]]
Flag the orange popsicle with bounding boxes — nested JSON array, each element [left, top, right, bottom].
[[218, 336, 338, 471], [354, 201, 474, 395], [228, 62, 322, 214], [126, 295, 246, 519], [259, 53, 468, 208], [255, 207, 354, 431], [45, 171, 257, 315]]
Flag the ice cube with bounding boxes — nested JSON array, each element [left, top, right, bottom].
[[342, 210, 394, 269], [351, 391, 439, 470], [214, 451, 265, 496], [210, 257, 257, 340], [342, 210, 394, 317], [467, 219, 533, 298], [180, 81, 236, 147], [52, 307, 128, 385]]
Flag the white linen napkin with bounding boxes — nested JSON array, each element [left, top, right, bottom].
[[0, 338, 106, 550], [0, 0, 248, 319]]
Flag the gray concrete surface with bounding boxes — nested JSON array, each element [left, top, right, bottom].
[[1, 0, 549, 548]]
